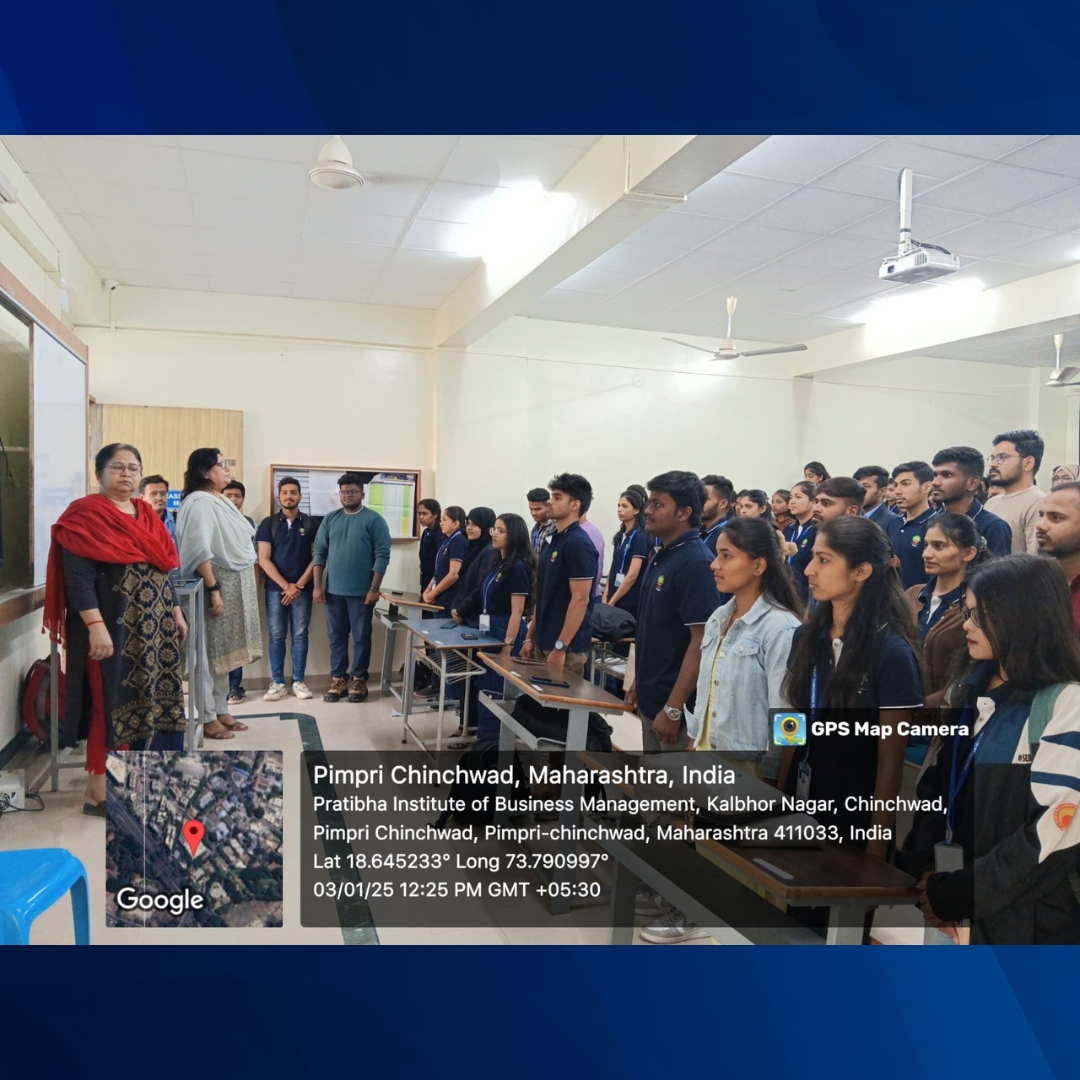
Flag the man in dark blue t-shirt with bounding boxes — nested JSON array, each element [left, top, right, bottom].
[[630, 471, 720, 753], [521, 473, 598, 675], [892, 461, 936, 589], [929, 446, 1012, 555], [256, 475, 317, 702]]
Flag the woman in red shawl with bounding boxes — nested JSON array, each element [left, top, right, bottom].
[[44, 443, 188, 815]]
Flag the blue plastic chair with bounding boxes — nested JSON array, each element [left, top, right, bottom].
[[0, 848, 90, 945]]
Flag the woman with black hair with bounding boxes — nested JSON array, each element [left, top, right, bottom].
[[785, 481, 816, 605], [779, 516, 923, 857], [908, 513, 990, 709], [602, 487, 650, 618], [804, 461, 830, 484], [470, 513, 537, 743], [903, 555, 1080, 944], [423, 505, 467, 614], [452, 507, 497, 627], [735, 489, 773, 520], [772, 490, 794, 531], [417, 497, 442, 593], [685, 518, 802, 775]]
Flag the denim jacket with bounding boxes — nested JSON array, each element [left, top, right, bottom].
[[685, 595, 801, 762]]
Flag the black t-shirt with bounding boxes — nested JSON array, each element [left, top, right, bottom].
[[255, 512, 317, 591], [480, 558, 532, 616], [895, 506, 935, 590], [634, 530, 721, 721], [419, 525, 440, 590], [433, 531, 468, 610], [785, 624, 923, 844], [786, 521, 816, 605], [534, 521, 598, 652], [607, 527, 650, 614]]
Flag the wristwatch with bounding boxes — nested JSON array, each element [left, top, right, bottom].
[[663, 705, 683, 723], [554, 640, 566, 652]]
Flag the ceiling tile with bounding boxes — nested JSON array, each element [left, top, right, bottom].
[[514, 135, 599, 148], [933, 219, 1055, 259], [762, 271, 902, 316], [2, 135, 62, 177], [297, 239, 395, 273], [622, 211, 730, 250], [418, 181, 505, 224], [204, 251, 297, 281], [367, 290, 445, 309], [104, 222, 203, 255], [725, 135, 884, 184], [45, 136, 187, 189], [117, 270, 209, 290], [753, 187, 892, 232], [292, 267, 384, 291], [207, 278, 295, 297], [723, 261, 838, 296], [988, 233, 1080, 270], [181, 149, 309, 201], [289, 280, 376, 304], [897, 135, 1046, 160], [588, 243, 677, 275], [29, 173, 83, 214], [73, 179, 196, 225], [999, 135, 1080, 177], [837, 203, 982, 244], [339, 136, 460, 182], [58, 213, 111, 253], [109, 242, 206, 275], [814, 141, 986, 201], [440, 136, 585, 189], [197, 229, 299, 260], [918, 161, 1075, 215], [307, 178, 429, 219], [703, 221, 818, 261], [556, 265, 641, 294], [784, 234, 892, 271], [179, 135, 319, 164], [399, 218, 477, 254], [382, 248, 480, 277], [997, 183, 1080, 230], [302, 205, 408, 247], [376, 270, 466, 296], [942, 259, 1035, 289], [190, 191, 306, 235], [681, 172, 798, 220]]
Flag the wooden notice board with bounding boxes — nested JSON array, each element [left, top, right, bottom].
[[269, 464, 421, 540]]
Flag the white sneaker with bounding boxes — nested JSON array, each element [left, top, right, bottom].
[[263, 682, 288, 702], [291, 681, 313, 700], [635, 887, 670, 917], [639, 909, 710, 945]]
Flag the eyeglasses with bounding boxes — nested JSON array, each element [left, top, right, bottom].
[[212, 461, 230, 470], [339, 489, 362, 497], [489, 527, 507, 536], [988, 453, 1018, 465], [962, 604, 982, 629], [105, 464, 143, 475]]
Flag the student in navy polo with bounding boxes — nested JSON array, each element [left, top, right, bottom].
[[602, 487, 650, 619], [417, 497, 442, 593], [854, 465, 900, 535], [891, 461, 937, 590], [785, 481, 816, 605], [929, 446, 1012, 555], [699, 474, 734, 557], [256, 475, 317, 702], [628, 470, 721, 753], [423, 505, 468, 614], [521, 473, 598, 675]]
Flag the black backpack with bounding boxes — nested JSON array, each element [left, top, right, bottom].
[[591, 602, 636, 642], [510, 694, 614, 753], [434, 740, 529, 830]]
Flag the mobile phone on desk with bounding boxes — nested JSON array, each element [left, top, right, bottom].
[[530, 677, 571, 688]]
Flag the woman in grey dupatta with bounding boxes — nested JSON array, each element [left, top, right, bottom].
[[176, 447, 262, 739]]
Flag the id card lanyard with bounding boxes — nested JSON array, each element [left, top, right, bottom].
[[615, 528, 638, 583], [945, 707, 982, 843], [795, 664, 820, 798]]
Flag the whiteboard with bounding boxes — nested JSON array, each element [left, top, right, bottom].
[[33, 328, 87, 584]]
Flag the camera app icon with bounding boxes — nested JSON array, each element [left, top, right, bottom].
[[772, 711, 807, 746]]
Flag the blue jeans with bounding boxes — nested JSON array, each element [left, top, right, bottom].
[[325, 593, 374, 679], [229, 667, 244, 693], [265, 588, 312, 683]]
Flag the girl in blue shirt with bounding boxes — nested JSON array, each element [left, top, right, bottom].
[[603, 487, 650, 618], [423, 505, 467, 614]]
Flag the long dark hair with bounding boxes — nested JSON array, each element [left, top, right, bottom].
[[496, 512, 537, 616], [966, 555, 1080, 691], [181, 447, 221, 499], [612, 485, 647, 543], [804, 461, 830, 481], [737, 488, 773, 521], [784, 516, 919, 710], [720, 517, 801, 617], [442, 505, 466, 532], [926, 513, 992, 576]]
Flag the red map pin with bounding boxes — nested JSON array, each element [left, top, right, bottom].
[[182, 819, 205, 857]]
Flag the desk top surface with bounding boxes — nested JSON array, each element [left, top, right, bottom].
[[576, 750, 918, 903], [399, 612, 503, 650], [379, 590, 441, 611], [480, 651, 634, 712]]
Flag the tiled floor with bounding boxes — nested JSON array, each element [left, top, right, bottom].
[[0, 678, 921, 945]]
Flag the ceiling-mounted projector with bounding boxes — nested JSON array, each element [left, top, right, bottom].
[[879, 167, 960, 284]]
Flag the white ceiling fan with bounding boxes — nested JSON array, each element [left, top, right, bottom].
[[663, 296, 809, 360], [307, 136, 415, 192], [1046, 333, 1080, 387]]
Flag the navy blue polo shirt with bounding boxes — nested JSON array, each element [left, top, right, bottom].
[[480, 558, 532, 616], [915, 580, 962, 638], [256, 512, 316, 592], [433, 530, 468, 610], [894, 506, 936, 589], [608, 527, 650, 614], [930, 499, 1012, 556], [534, 520, 598, 652], [787, 521, 816, 605], [419, 525, 440, 590], [699, 518, 727, 557], [785, 624, 923, 844], [634, 530, 721, 721]]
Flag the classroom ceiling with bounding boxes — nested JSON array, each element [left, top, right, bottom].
[[922, 315, 1080, 368], [0, 135, 599, 306], [5, 134, 1080, 348]]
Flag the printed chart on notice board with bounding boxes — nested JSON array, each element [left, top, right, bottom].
[[270, 466, 418, 538]]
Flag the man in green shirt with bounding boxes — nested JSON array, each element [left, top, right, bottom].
[[312, 473, 392, 702]]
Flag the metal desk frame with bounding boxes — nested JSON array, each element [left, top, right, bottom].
[[376, 592, 441, 711]]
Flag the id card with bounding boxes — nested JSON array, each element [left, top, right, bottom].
[[479, 615, 491, 633], [934, 841, 964, 873], [795, 761, 811, 800], [614, 573, 625, 587]]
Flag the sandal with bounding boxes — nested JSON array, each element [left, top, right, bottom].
[[219, 717, 249, 731], [203, 725, 235, 740], [448, 739, 473, 751]]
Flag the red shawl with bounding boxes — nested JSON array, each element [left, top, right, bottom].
[[43, 493, 179, 645]]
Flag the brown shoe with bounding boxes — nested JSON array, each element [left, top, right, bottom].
[[324, 676, 348, 702], [347, 676, 368, 703]]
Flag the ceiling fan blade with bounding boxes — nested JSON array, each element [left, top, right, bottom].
[[739, 343, 809, 357], [663, 337, 721, 356]]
